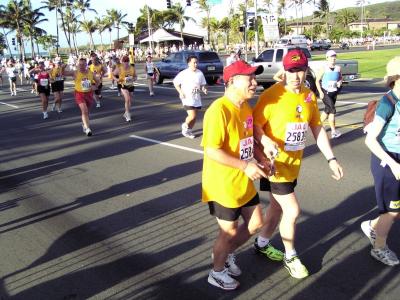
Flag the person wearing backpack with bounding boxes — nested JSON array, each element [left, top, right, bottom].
[[362, 56, 400, 266]]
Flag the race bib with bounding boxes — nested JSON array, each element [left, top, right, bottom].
[[40, 78, 48, 86], [125, 76, 134, 85], [192, 87, 200, 96], [55, 76, 63, 81], [239, 136, 254, 161], [81, 79, 91, 91], [327, 80, 338, 92], [284, 122, 308, 151]]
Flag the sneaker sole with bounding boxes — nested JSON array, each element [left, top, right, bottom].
[[370, 251, 399, 266], [283, 264, 309, 279], [207, 275, 239, 290]]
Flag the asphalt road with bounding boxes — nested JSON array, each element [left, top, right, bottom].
[[1, 75, 400, 300]]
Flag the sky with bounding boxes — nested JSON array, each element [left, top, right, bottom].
[[1, 0, 398, 50]]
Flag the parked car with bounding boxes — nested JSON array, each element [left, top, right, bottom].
[[251, 46, 359, 91], [154, 50, 223, 85], [310, 40, 331, 51]]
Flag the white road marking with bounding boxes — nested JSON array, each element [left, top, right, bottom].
[[0, 101, 19, 108], [130, 134, 203, 155]]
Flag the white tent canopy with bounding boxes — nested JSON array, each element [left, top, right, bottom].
[[140, 28, 183, 43]]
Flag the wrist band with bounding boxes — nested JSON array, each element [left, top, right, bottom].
[[327, 157, 337, 163]]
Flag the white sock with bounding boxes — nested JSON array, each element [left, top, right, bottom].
[[257, 236, 270, 248], [285, 249, 297, 259]]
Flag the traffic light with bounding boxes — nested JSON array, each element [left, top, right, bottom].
[[11, 38, 15, 46], [166, 0, 171, 8], [248, 17, 255, 30], [239, 26, 245, 32], [186, 0, 191, 5]]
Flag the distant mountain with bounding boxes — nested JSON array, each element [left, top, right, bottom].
[[296, 1, 400, 22]]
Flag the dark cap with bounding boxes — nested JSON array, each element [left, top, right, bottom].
[[223, 60, 263, 82], [283, 49, 308, 71]]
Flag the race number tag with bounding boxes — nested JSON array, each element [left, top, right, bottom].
[[327, 80, 337, 92], [284, 122, 308, 151], [125, 76, 134, 85], [192, 87, 200, 96], [239, 136, 254, 161], [40, 78, 48, 86], [81, 79, 91, 91]]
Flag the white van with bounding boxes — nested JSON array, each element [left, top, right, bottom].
[[275, 35, 308, 48]]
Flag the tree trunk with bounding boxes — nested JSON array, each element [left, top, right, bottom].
[[36, 41, 40, 58], [30, 34, 35, 59], [99, 33, 103, 50], [59, 9, 72, 52]]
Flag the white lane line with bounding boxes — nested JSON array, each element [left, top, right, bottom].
[[130, 134, 204, 155], [0, 102, 19, 108]]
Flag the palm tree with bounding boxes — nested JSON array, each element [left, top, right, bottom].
[[277, 0, 287, 35], [335, 9, 357, 29], [197, 0, 212, 44], [219, 17, 230, 48], [69, 21, 80, 53], [24, 8, 48, 58], [102, 16, 113, 50], [0, 0, 32, 59], [94, 16, 106, 50], [73, 0, 96, 21], [171, 3, 195, 43], [106, 9, 127, 42], [80, 20, 96, 49], [313, 0, 331, 38]]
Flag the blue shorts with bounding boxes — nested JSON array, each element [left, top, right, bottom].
[[371, 152, 400, 214]]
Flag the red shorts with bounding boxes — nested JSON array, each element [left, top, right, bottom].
[[75, 91, 94, 107]]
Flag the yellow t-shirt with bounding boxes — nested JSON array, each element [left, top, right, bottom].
[[201, 96, 257, 208], [50, 67, 63, 81], [74, 70, 94, 93], [118, 65, 136, 86], [89, 64, 104, 82], [253, 83, 321, 182]]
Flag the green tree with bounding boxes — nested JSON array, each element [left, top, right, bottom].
[[80, 20, 96, 49], [197, 0, 212, 44], [73, 0, 96, 21], [106, 8, 127, 42], [171, 3, 195, 43], [335, 8, 357, 29]]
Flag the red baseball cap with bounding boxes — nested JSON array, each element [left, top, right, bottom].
[[283, 49, 308, 71], [223, 60, 263, 82]]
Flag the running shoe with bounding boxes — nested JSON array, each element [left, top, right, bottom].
[[123, 112, 131, 122], [182, 130, 195, 139], [207, 268, 239, 290], [284, 256, 309, 279], [361, 220, 376, 246], [371, 246, 399, 266], [254, 238, 284, 261], [331, 130, 342, 139], [225, 253, 242, 276], [96, 102, 101, 108], [117, 92, 121, 97], [57, 109, 63, 113], [84, 127, 92, 136], [150, 92, 154, 96], [43, 112, 49, 120]]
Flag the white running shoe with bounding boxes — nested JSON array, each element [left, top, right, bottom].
[[83, 127, 92, 136], [182, 130, 195, 139], [361, 220, 376, 246], [43, 112, 48, 119], [331, 130, 342, 139], [211, 253, 242, 277], [96, 102, 101, 108], [371, 246, 399, 266], [150, 92, 154, 96], [207, 268, 239, 290], [123, 112, 131, 122]]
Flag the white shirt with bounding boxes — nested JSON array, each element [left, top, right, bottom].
[[173, 68, 206, 107], [6, 67, 17, 78]]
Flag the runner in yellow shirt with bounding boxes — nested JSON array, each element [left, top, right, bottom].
[[253, 48, 344, 279], [202, 61, 268, 290], [89, 57, 107, 108]]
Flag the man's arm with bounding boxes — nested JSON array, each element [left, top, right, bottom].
[[310, 125, 343, 180], [205, 147, 267, 181], [254, 124, 278, 158], [315, 68, 324, 99]]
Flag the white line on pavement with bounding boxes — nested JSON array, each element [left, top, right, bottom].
[[130, 134, 204, 155], [0, 101, 19, 108]]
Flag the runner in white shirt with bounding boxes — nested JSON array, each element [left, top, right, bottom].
[[6, 62, 18, 96], [144, 55, 156, 96], [173, 55, 207, 139]]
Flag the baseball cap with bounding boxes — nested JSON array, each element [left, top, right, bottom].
[[384, 56, 400, 86], [282, 49, 308, 71], [223, 60, 263, 82], [326, 50, 337, 58]]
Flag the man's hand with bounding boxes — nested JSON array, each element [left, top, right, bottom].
[[244, 161, 268, 181], [256, 156, 275, 177], [261, 135, 278, 159], [202, 86, 208, 95], [329, 160, 344, 180]]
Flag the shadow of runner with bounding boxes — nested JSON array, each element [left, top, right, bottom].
[[9, 238, 205, 300]]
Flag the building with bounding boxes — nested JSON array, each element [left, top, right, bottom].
[[348, 18, 400, 33]]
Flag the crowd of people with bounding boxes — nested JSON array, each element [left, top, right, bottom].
[[1, 46, 400, 291]]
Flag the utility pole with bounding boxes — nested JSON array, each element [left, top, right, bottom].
[[55, 0, 60, 55], [254, 0, 259, 57], [147, 5, 153, 53], [244, 0, 247, 61]]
